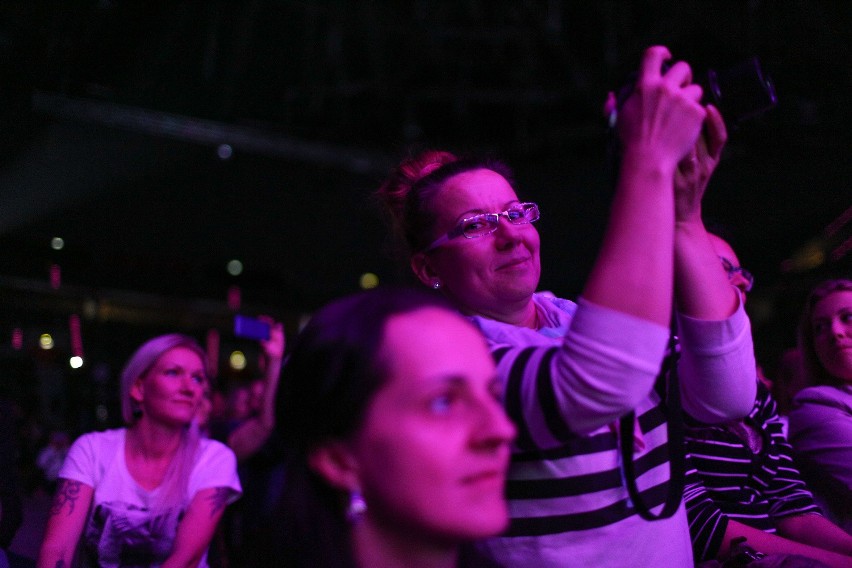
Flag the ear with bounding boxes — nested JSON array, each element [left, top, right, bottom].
[[129, 377, 145, 405], [308, 441, 361, 492], [410, 252, 439, 288]]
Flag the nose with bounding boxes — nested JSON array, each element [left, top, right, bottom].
[[830, 318, 849, 339], [472, 396, 517, 449], [180, 373, 200, 393], [492, 215, 524, 248]]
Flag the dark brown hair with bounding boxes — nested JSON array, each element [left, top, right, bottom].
[[267, 286, 458, 568]]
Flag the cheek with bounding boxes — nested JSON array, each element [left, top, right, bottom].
[[356, 422, 459, 512]]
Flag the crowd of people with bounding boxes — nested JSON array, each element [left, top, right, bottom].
[[0, 45, 849, 568]]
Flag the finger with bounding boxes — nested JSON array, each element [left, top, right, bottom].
[[703, 105, 728, 159], [638, 45, 672, 82], [662, 61, 693, 88], [681, 84, 704, 104], [603, 91, 617, 117], [677, 150, 699, 175]]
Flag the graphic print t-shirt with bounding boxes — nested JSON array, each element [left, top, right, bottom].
[[59, 428, 241, 568]]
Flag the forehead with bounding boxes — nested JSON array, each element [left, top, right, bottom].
[[707, 234, 740, 265], [813, 290, 852, 319], [435, 169, 519, 218], [378, 307, 495, 381], [155, 346, 204, 368]]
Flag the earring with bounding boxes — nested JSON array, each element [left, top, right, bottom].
[[432, 280, 441, 290], [347, 489, 367, 523]]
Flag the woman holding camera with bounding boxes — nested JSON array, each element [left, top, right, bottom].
[[374, 46, 756, 566], [38, 334, 241, 568]]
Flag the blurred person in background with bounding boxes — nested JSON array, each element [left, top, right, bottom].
[[210, 317, 285, 568], [789, 278, 852, 533]]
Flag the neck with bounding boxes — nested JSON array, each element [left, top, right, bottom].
[[127, 418, 185, 461], [352, 518, 458, 568], [467, 297, 539, 329]]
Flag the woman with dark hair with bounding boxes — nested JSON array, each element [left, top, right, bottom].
[[268, 287, 516, 568], [373, 46, 757, 566], [789, 278, 852, 532], [37, 334, 241, 568]]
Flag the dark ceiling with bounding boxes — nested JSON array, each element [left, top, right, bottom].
[[0, 1, 850, 372]]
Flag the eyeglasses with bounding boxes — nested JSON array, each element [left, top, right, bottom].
[[424, 202, 540, 252], [719, 256, 754, 292]]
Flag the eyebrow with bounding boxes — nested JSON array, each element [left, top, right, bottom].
[[452, 200, 522, 223]]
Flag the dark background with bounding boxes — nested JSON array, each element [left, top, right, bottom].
[[0, 1, 849, 429]]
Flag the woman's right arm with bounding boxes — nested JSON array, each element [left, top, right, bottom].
[[489, 298, 670, 442], [37, 478, 93, 568], [583, 45, 705, 327]]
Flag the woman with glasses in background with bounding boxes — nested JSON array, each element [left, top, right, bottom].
[[374, 45, 757, 567], [683, 236, 852, 567]]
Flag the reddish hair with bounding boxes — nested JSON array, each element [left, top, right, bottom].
[[374, 149, 514, 255]]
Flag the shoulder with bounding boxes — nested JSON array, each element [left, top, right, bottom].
[[60, 429, 126, 486], [68, 428, 124, 454], [190, 437, 241, 498], [197, 436, 237, 465], [793, 385, 852, 411]]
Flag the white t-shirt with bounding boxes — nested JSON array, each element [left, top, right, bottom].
[[59, 428, 241, 568]]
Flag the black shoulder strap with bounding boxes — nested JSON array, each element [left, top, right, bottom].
[[618, 329, 685, 520]]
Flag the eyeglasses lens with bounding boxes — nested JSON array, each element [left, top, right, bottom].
[[719, 256, 754, 292], [461, 203, 539, 239]]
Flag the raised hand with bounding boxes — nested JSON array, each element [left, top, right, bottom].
[[674, 104, 728, 223], [617, 46, 707, 171]]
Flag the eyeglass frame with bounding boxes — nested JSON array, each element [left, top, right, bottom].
[[424, 202, 540, 252], [719, 256, 754, 292]]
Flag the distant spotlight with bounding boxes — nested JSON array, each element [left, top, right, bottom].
[[227, 259, 243, 276], [359, 272, 379, 289], [39, 334, 54, 350], [69, 356, 84, 369], [83, 299, 98, 319], [229, 350, 247, 370], [217, 144, 233, 160], [51, 237, 65, 250]]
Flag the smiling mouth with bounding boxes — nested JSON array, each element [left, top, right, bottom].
[[498, 257, 530, 270]]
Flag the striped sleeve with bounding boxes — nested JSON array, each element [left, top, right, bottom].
[[683, 460, 729, 563], [488, 299, 668, 449]]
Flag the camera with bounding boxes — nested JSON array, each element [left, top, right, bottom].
[[613, 57, 778, 129], [234, 315, 271, 341]]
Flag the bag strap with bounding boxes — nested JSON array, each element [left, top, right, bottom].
[[618, 329, 685, 520]]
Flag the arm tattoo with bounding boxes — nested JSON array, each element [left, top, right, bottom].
[[206, 487, 231, 517], [49, 479, 82, 517]]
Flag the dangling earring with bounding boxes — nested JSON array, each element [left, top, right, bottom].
[[347, 489, 367, 523], [432, 280, 441, 290]]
